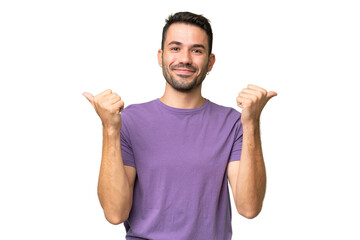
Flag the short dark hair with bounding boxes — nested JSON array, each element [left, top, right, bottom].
[[161, 12, 213, 55]]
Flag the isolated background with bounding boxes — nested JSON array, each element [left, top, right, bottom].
[[1, 0, 359, 239]]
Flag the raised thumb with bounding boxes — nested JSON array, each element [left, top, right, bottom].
[[266, 91, 277, 102], [82, 92, 95, 106]]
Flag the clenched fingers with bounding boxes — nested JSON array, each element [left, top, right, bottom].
[[111, 100, 125, 113], [247, 84, 267, 94], [236, 84, 277, 124], [100, 92, 121, 105]]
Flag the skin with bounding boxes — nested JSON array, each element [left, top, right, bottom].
[[157, 23, 215, 109], [82, 90, 135, 224], [230, 85, 277, 218], [83, 22, 277, 223]]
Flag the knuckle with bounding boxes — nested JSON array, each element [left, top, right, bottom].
[[243, 98, 250, 103], [109, 107, 117, 113], [98, 98, 106, 106], [255, 91, 262, 98], [99, 102, 106, 109], [112, 92, 121, 100]]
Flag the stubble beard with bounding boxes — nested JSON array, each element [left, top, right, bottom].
[[162, 57, 208, 93]]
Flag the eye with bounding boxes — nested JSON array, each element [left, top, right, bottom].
[[171, 47, 180, 51], [192, 49, 202, 54]]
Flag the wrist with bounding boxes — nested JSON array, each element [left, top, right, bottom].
[[103, 126, 121, 136], [241, 121, 261, 150], [241, 119, 260, 131]]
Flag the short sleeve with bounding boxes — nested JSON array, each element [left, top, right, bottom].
[[120, 115, 136, 168], [228, 117, 243, 162]]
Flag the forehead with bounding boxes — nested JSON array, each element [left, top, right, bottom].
[[165, 23, 208, 47]]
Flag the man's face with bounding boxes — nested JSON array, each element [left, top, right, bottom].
[[158, 23, 215, 92]]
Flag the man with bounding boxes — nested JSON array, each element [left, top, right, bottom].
[[83, 12, 277, 240]]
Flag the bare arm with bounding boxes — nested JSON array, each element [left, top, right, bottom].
[[98, 128, 134, 224], [234, 84, 277, 218], [235, 123, 266, 219], [83, 90, 136, 225]]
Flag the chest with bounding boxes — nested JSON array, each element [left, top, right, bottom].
[[129, 116, 233, 178]]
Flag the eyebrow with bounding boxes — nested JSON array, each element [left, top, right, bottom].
[[168, 41, 206, 49]]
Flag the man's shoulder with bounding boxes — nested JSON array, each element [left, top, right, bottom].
[[207, 99, 241, 119], [122, 99, 157, 113], [121, 98, 158, 123]]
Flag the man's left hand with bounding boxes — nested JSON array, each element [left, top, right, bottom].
[[236, 84, 277, 125]]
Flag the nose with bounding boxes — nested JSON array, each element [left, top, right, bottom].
[[178, 50, 192, 65]]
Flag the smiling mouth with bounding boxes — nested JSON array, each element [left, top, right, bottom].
[[173, 68, 195, 76]]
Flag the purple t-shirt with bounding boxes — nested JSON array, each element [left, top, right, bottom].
[[120, 98, 243, 240]]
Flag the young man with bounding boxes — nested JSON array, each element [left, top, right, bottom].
[[83, 12, 277, 240]]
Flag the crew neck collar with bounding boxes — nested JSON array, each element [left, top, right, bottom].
[[155, 98, 209, 114]]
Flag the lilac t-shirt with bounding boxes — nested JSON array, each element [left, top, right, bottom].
[[120, 98, 243, 240]]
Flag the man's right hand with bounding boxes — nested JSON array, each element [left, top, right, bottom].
[[83, 89, 124, 132]]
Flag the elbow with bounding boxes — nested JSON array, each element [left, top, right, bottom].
[[103, 209, 129, 225], [237, 205, 262, 219], [104, 213, 128, 225], [239, 209, 260, 219]]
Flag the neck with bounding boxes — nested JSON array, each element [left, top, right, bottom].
[[159, 82, 205, 109]]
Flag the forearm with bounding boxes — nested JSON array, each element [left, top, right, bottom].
[[97, 128, 132, 224], [235, 123, 266, 218]]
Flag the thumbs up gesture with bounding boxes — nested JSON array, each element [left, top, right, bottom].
[[236, 84, 277, 125], [83, 89, 124, 132]]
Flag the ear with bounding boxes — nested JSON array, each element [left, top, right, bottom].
[[207, 53, 216, 72], [157, 49, 163, 67]]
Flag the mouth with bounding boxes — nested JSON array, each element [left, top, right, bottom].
[[172, 68, 196, 76]]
